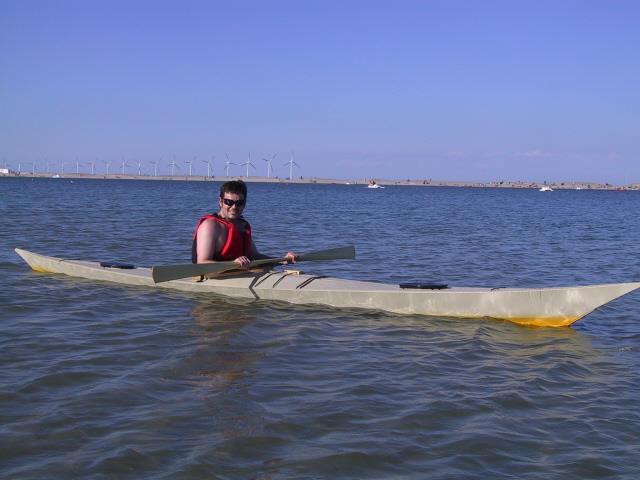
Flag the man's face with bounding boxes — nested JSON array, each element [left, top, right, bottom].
[[219, 192, 246, 220]]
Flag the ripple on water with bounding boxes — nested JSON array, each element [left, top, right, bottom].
[[2, 181, 640, 478]]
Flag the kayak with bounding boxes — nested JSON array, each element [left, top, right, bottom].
[[14, 248, 640, 328]]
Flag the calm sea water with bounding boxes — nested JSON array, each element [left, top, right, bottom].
[[1, 177, 640, 479]]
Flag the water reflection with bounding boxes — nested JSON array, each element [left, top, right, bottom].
[[188, 300, 264, 391]]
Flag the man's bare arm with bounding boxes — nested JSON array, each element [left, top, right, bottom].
[[195, 219, 220, 263], [249, 239, 270, 260], [249, 239, 297, 263]]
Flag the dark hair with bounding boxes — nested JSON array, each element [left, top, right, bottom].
[[219, 180, 247, 199]]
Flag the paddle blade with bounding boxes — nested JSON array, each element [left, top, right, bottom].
[[244, 245, 355, 269], [298, 245, 355, 262], [151, 261, 237, 283]]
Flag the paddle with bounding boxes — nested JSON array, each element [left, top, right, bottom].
[[151, 245, 356, 283]]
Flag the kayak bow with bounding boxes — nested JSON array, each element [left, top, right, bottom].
[[14, 248, 640, 328]]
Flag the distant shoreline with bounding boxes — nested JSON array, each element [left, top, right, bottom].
[[1, 171, 638, 190]]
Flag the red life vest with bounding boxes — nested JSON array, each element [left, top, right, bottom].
[[191, 214, 252, 263]]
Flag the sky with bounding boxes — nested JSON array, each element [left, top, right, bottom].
[[1, 0, 639, 183]]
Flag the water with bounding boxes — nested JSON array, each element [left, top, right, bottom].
[[1, 178, 640, 479]]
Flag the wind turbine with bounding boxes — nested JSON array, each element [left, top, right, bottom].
[[136, 159, 143, 176], [120, 156, 130, 175], [87, 159, 96, 175], [202, 155, 214, 177], [284, 151, 300, 180], [150, 158, 159, 177], [103, 160, 111, 175], [168, 155, 179, 176], [224, 153, 237, 177], [239, 152, 255, 177], [185, 157, 195, 176], [75, 157, 81, 174], [262, 153, 277, 178]]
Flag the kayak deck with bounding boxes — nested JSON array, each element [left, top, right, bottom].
[[14, 248, 640, 328]]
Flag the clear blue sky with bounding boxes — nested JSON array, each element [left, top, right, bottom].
[[1, 0, 638, 183]]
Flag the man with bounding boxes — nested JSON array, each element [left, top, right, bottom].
[[192, 180, 296, 268]]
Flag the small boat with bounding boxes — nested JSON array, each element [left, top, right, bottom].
[[367, 181, 383, 189], [539, 186, 553, 192], [14, 249, 640, 328]]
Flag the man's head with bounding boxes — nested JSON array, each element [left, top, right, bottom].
[[218, 180, 247, 220]]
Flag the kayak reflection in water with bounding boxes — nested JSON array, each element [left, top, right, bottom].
[[190, 302, 263, 389], [191, 180, 297, 269]]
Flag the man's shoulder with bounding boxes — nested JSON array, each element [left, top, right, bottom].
[[198, 215, 223, 230], [199, 215, 249, 228]]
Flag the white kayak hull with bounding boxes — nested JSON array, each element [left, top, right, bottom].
[[14, 248, 640, 328]]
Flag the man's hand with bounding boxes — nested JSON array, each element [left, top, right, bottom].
[[283, 252, 298, 264], [234, 256, 251, 268]]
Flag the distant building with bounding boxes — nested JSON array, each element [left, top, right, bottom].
[[0, 168, 12, 174]]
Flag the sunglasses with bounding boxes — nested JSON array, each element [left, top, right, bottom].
[[222, 198, 245, 208]]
